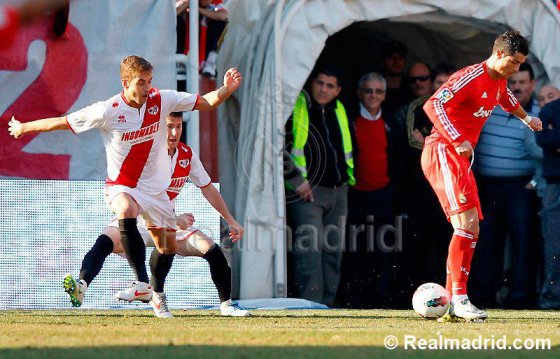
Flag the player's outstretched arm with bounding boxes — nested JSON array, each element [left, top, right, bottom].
[[8, 116, 70, 138], [194, 68, 242, 111], [511, 106, 543, 132], [200, 184, 244, 242]]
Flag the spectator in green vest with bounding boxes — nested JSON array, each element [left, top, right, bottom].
[[284, 66, 354, 306]]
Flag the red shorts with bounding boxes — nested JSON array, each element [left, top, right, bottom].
[[421, 139, 483, 220]]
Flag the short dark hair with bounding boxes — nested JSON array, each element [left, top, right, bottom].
[[313, 65, 341, 86], [493, 30, 529, 56], [381, 40, 407, 58], [431, 62, 457, 82], [169, 112, 183, 119], [518, 62, 534, 80]]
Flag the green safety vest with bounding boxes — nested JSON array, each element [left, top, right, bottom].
[[289, 92, 355, 186]]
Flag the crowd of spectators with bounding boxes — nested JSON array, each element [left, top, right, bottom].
[[284, 39, 560, 310]]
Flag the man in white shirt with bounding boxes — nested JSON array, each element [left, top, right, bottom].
[[63, 113, 249, 318], [8, 55, 242, 304]]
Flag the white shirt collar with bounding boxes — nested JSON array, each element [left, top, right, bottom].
[[360, 103, 382, 121]]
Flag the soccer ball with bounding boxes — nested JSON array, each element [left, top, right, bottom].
[[412, 282, 450, 319]]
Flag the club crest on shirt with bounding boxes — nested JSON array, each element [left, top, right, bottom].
[[459, 193, 467, 204], [147, 105, 159, 115], [148, 92, 157, 98], [179, 159, 190, 168], [436, 88, 454, 103]]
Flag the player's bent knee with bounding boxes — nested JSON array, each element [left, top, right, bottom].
[[189, 232, 214, 255], [156, 236, 177, 255], [102, 226, 123, 253], [451, 207, 479, 234], [110, 194, 140, 218], [464, 210, 479, 234], [158, 247, 175, 255], [116, 205, 138, 218]]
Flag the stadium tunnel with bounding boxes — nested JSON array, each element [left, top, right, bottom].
[[217, 0, 560, 300], [311, 19, 545, 114]]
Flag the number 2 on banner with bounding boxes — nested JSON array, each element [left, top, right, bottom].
[[0, 19, 88, 179]]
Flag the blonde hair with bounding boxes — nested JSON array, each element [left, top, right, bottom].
[[120, 55, 153, 81]]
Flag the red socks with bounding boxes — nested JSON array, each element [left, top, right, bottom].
[[445, 229, 477, 297]]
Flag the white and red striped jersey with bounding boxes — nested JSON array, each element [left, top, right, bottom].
[[167, 142, 211, 201], [423, 61, 520, 147], [66, 88, 198, 195]]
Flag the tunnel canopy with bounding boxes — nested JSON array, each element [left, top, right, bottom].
[[219, 0, 560, 299]]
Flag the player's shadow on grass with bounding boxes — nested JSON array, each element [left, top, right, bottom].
[[10, 309, 420, 320], [9, 311, 417, 321]]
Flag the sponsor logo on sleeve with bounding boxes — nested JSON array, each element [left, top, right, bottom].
[[436, 88, 454, 103]]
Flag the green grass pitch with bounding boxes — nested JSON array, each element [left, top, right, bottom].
[[1, 309, 559, 358]]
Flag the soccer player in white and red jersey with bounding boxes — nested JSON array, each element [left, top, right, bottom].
[[62, 113, 249, 318], [421, 30, 542, 322], [8, 56, 242, 305]]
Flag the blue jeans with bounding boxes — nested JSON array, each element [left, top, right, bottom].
[[539, 183, 560, 309]]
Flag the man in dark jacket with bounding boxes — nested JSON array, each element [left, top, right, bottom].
[[284, 67, 354, 306], [536, 98, 560, 310]]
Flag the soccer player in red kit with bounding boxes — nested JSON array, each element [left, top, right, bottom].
[[421, 30, 542, 321]]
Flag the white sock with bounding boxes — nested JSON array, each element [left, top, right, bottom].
[[206, 51, 217, 64], [79, 280, 88, 290], [452, 294, 468, 304]]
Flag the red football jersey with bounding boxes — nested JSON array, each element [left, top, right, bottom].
[[423, 61, 520, 147], [166, 142, 211, 200]]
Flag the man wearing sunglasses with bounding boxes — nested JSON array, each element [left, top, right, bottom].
[[407, 63, 433, 99], [392, 63, 457, 307], [339, 72, 397, 309]]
